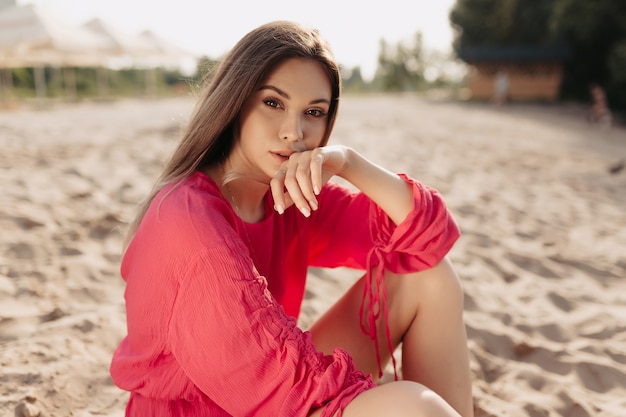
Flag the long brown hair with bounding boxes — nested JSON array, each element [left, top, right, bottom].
[[124, 21, 342, 247]]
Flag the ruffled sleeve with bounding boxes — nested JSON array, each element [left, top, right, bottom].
[[366, 174, 459, 272], [168, 241, 375, 417]]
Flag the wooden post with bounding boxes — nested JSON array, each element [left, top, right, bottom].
[[63, 66, 77, 101], [145, 67, 157, 98], [0, 68, 14, 103], [34, 66, 47, 100], [97, 66, 109, 98]]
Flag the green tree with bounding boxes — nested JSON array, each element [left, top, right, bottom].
[[11, 68, 33, 89], [341, 66, 369, 93], [550, 0, 626, 104], [450, 0, 626, 108], [450, 0, 557, 49], [606, 40, 626, 108], [374, 32, 425, 91], [607, 40, 626, 85]]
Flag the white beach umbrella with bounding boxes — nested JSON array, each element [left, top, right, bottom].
[[81, 20, 199, 95], [137, 30, 198, 73], [0, 3, 117, 100], [81, 18, 160, 69], [0, 3, 112, 68]]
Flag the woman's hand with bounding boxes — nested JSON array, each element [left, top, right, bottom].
[[270, 145, 350, 217], [270, 143, 413, 224]]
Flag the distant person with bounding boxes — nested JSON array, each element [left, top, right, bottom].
[[588, 82, 612, 128], [493, 71, 510, 106], [110, 20, 473, 417]]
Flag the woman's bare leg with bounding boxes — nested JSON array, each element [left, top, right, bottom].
[[309, 381, 461, 417], [308, 258, 473, 417]]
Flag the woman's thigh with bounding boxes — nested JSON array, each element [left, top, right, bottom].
[[308, 259, 472, 417], [307, 267, 418, 379], [309, 381, 461, 417]]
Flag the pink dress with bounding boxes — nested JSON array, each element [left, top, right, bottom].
[[110, 171, 460, 416]]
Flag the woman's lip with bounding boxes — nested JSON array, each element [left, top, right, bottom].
[[271, 152, 290, 163], [271, 150, 294, 158]]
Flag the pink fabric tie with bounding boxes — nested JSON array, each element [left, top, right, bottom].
[[360, 244, 398, 380]]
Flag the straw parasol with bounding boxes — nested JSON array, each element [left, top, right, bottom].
[[0, 3, 113, 99]]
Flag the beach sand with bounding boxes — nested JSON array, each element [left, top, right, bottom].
[[1, 94, 625, 417]]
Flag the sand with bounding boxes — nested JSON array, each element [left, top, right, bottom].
[[1, 94, 625, 417]]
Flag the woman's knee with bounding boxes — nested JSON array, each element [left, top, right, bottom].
[[386, 258, 465, 310], [341, 381, 461, 417]]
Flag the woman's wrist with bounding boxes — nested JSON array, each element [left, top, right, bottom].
[[332, 145, 356, 180]]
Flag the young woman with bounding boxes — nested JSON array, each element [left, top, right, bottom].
[[110, 20, 474, 417]]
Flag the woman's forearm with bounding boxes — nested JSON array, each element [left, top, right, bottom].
[[338, 148, 414, 225]]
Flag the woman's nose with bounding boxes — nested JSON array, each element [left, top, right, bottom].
[[279, 113, 303, 142]]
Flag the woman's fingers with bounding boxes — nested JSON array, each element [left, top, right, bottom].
[[310, 149, 325, 196], [284, 158, 316, 217], [270, 169, 289, 215], [270, 146, 348, 217], [270, 149, 327, 217]]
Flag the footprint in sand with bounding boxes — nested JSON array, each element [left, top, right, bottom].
[[546, 290, 576, 312], [14, 397, 41, 417], [504, 252, 560, 279], [575, 360, 626, 394]]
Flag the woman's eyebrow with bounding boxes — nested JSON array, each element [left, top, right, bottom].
[[258, 85, 331, 105]]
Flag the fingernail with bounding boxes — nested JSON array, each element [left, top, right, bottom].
[[275, 204, 284, 215], [309, 200, 318, 211], [300, 206, 310, 217], [313, 186, 320, 195]]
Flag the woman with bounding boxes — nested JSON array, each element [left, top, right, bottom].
[[110, 20, 473, 417]]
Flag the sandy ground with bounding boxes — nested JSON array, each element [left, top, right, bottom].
[[1, 94, 625, 417]]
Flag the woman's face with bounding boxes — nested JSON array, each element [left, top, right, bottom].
[[230, 58, 332, 180]]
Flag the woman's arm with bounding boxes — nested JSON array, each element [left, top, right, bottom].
[[334, 146, 413, 225], [169, 244, 374, 416], [114, 180, 375, 416], [271, 145, 413, 225], [306, 177, 458, 272]]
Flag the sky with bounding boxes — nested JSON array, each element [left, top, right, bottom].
[[19, 0, 458, 79]]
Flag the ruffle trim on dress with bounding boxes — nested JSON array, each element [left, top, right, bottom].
[[254, 303, 375, 416]]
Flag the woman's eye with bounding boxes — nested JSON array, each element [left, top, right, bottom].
[[306, 109, 326, 118], [264, 99, 280, 109]]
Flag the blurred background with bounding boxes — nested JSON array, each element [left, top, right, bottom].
[[1, 2, 625, 416], [0, 0, 624, 122]]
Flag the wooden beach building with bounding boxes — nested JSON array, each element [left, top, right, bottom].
[[457, 45, 571, 102]]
